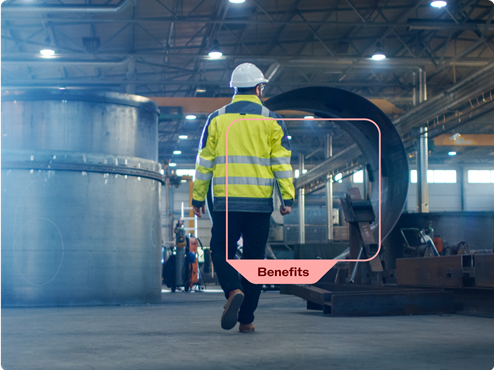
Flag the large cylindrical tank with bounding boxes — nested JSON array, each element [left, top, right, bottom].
[[1, 90, 163, 307]]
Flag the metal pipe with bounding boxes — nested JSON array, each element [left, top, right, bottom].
[[418, 68, 424, 104], [417, 127, 429, 213], [459, 165, 465, 211], [1, 79, 407, 89], [299, 152, 305, 175], [423, 70, 427, 101], [299, 153, 305, 244], [326, 134, 333, 241], [2, 0, 133, 13], [412, 72, 417, 107], [326, 179, 333, 241], [349, 247, 364, 284], [1, 58, 130, 66], [299, 188, 306, 244], [3, 16, 494, 30]]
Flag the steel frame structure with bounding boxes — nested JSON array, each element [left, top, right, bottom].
[[2, 0, 494, 166]]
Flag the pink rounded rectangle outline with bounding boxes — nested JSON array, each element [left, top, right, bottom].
[[224, 118, 381, 284]]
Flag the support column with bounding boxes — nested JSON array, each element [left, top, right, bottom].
[[418, 68, 424, 104], [326, 134, 333, 241], [299, 153, 305, 244], [125, 56, 136, 94], [417, 126, 429, 213], [412, 71, 417, 107], [459, 165, 465, 211], [423, 70, 427, 101]]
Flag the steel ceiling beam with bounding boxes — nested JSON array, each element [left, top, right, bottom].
[[2, 0, 134, 13], [2, 54, 491, 67], [5, 17, 494, 30], [0, 79, 410, 88], [290, 62, 494, 193]]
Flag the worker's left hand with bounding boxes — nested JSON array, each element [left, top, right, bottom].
[[193, 205, 206, 218]]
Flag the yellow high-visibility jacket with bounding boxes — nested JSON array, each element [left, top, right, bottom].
[[192, 94, 295, 213]]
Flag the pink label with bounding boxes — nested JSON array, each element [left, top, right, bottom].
[[225, 118, 381, 285]]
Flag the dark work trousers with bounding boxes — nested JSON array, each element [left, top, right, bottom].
[[210, 211, 271, 325]]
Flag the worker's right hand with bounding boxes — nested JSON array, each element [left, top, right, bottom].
[[193, 205, 205, 218], [280, 205, 291, 216]]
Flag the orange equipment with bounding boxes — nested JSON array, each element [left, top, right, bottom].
[[187, 235, 199, 289]]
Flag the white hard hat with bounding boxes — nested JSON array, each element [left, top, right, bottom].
[[230, 63, 269, 88]]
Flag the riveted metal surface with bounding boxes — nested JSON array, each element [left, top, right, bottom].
[[1, 90, 162, 306]]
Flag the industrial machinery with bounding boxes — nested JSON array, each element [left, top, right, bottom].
[[163, 234, 204, 292], [1, 90, 163, 306], [401, 228, 440, 257], [265, 86, 409, 243]]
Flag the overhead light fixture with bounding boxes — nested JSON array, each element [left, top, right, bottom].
[[169, 163, 177, 167], [196, 88, 207, 93], [185, 114, 197, 120], [59, 87, 66, 90], [40, 49, 55, 58], [448, 151, 457, 156], [371, 42, 386, 60], [304, 116, 314, 119], [179, 135, 188, 140], [82, 37, 101, 53], [229, 0, 245, 3], [431, 1, 447, 8], [287, 136, 292, 140], [173, 150, 182, 155], [208, 40, 223, 59]]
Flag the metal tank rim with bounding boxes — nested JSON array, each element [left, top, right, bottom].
[[2, 149, 166, 183], [1, 89, 160, 114]]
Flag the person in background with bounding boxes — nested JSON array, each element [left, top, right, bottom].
[[192, 63, 295, 333]]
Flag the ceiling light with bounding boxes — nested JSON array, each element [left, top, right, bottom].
[[371, 42, 386, 60], [40, 49, 55, 58], [304, 116, 314, 119], [169, 163, 177, 167], [287, 136, 292, 140], [448, 151, 457, 156], [59, 87, 66, 90], [179, 135, 188, 139], [229, 0, 245, 3], [173, 150, 182, 155], [196, 88, 207, 93], [82, 37, 101, 53], [185, 114, 197, 120], [208, 40, 223, 59], [431, 1, 447, 8]]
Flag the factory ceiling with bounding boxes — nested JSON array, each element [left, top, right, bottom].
[[2, 0, 494, 168]]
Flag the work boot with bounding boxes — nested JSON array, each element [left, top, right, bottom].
[[239, 323, 255, 333], [221, 289, 244, 330]]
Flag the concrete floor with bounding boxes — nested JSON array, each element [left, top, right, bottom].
[[2, 288, 494, 370]]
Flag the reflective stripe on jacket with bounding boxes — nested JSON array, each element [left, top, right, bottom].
[[192, 94, 295, 213]]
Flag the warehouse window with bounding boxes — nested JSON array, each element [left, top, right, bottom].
[[410, 170, 457, 183], [353, 170, 363, 183], [467, 170, 494, 183], [176, 169, 196, 180]]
